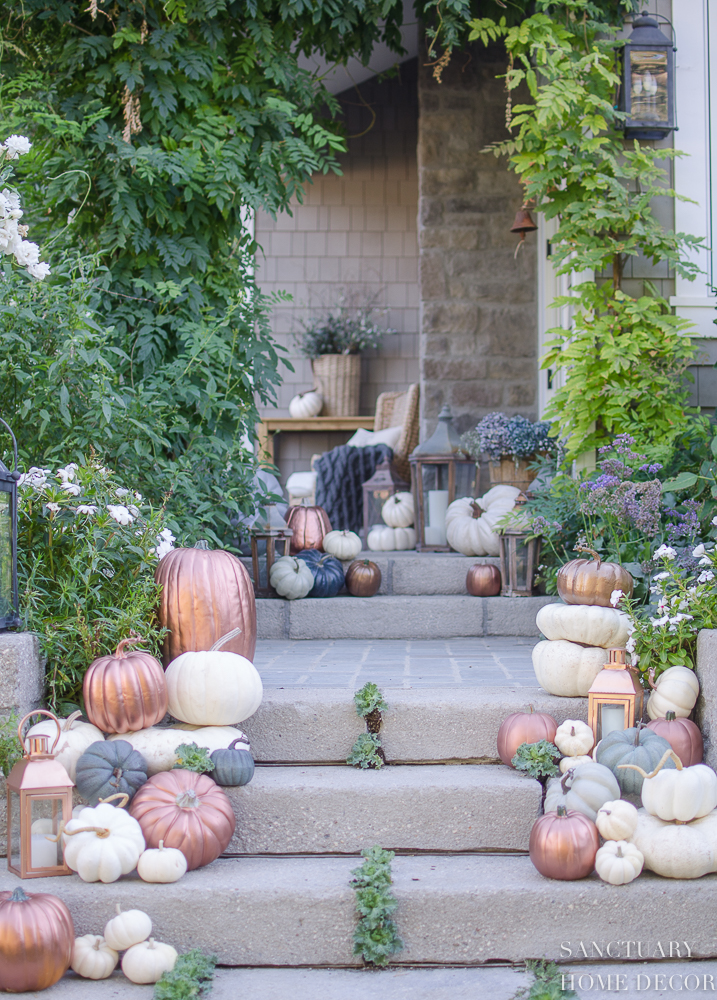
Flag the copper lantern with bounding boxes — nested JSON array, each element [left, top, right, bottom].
[[588, 648, 644, 744], [498, 493, 540, 596], [6, 711, 73, 879], [250, 504, 293, 597], [409, 405, 476, 552], [361, 460, 409, 543]]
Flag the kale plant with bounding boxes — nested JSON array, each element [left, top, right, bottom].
[[511, 741, 561, 780], [351, 846, 403, 967], [347, 733, 385, 770], [174, 744, 215, 774], [354, 682, 388, 718], [153, 949, 217, 1000]]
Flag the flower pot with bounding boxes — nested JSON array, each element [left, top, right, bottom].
[[488, 456, 534, 491], [312, 354, 361, 416]]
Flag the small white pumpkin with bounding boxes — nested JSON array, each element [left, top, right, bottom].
[[445, 486, 520, 557], [288, 389, 322, 419], [166, 634, 263, 726], [535, 604, 630, 649], [367, 525, 416, 551], [71, 935, 118, 980], [559, 754, 593, 773], [596, 799, 638, 841], [647, 665, 699, 720], [26, 711, 105, 781], [532, 640, 606, 698], [122, 939, 178, 985], [63, 801, 145, 883], [137, 839, 188, 884], [381, 492, 415, 528], [554, 719, 594, 757], [595, 840, 644, 885], [269, 554, 314, 599], [104, 904, 152, 950], [620, 748, 717, 823], [630, 808, 717, 879], [323, 529, 362, 561]]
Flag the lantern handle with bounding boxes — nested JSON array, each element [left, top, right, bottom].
[[0, 418, 19, 478], [17, 709, 62, 755]]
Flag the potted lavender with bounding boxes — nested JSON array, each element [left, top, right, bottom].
[[461, 413, 553, 490]]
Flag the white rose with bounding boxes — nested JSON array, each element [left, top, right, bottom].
[[14, 240, 40, 266], [28, 261, 51, 280], [2, 135, 32, 159]]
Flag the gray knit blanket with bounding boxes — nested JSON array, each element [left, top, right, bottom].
[[315, 444, 393, 533]]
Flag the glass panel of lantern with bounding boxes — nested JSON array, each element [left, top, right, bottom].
[[361, 461, 409, 542], [410, 459, 476, 551], [0, 418, 20, 630], [621, 13, 675, 140], [497, 493, 540, 596], [250, 504, 293, 597], [588, 648, 644, 744]]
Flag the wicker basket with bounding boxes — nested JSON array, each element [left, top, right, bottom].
[[488, 456, 534, 492], [312, 354, 361, 416]]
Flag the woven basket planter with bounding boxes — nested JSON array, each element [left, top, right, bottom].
[[312, 354, 361, 416], [488, 456, 534, 492]]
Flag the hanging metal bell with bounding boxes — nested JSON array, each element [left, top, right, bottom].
[[510, 206, 538, 234]]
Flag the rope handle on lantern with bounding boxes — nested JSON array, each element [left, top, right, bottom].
[[16, 709, 62, 756]]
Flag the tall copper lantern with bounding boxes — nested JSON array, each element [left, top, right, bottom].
[[6, 711, 73, 879], [588, 648, 644, 744], [498, 493, 541, 597]]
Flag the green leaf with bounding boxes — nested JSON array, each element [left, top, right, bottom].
[[661, 472, 698, 493]]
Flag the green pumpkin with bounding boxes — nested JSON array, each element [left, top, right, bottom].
[[210, 738, 255, 787], [596, 726, 676, 796], [543, 762, 620, 821], [75, 740, 148, 805]]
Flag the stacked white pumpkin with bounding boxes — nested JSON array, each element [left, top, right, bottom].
[[367, 492, 416, 552], [445, 485, 521, 556], [72, 905, 177, 984]]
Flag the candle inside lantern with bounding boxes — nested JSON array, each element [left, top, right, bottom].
[[600, 704, 626, 738], [30, 833, 58, 869], [425, 490, 449, 546]]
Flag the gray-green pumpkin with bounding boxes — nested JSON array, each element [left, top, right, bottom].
[[595, 726, 676, 796], [75, 740, 148, 805], [543, 762, 620, 821], [210, 738, 255, 787]]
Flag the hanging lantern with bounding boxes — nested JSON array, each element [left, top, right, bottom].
[[498, 493, 541, 596], [250, 504, 293, 597], [621, 12, 676, 140], [409, 405, 476, 552], [361, 460, 410, 542], [6, 711, 74, 878], [0, 418, 20, 630], [588, 648, 645, 744]]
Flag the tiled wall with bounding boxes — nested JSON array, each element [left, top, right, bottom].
[[255, 61, 420, 484]]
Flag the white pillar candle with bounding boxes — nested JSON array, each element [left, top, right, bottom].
[[600, 704, 626, 739], [31, 833, 58, 869], [427, 490, 449, 546]]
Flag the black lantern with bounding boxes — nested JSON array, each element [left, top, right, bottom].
[[361, 461, 410, 542], [621, 12, 676, 140], [409, 405, 477, 552], [0, 419, 20, 630], [498, 493, 541, 597], [250, 504, 293, 597]]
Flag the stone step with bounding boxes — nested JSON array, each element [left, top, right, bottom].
[[257, 594, 556, 640], [223, 764, 541, 854], [243, 686, 588, 763], [6, 855, 715, 967]]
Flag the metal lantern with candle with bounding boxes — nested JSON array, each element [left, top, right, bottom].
[[6, 711, 73, 878], [621, 12, 676, 140], [361, 460, 410, 543], [588, 648, 645, 744], [409, 405, 476, 552], [250, 504, 293, 597], [0, 418, 21, 630], [498, 493, 541, 597]]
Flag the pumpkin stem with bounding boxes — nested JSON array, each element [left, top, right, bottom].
[[469, 501, 483, 520], [575, 545, 601, 568], [159, 840, 165, 850], [99, 793, 130, 809], [570, 726, 575, 736], [175, 790, 201, 809], [148, 938, 156, 949], [647, 668, 657, 691], [618, 747, 682, 780], [116, 904, 123, 915], [62, 825, 112, 839], [560, 769, 574, 792], [114, 633, 146, 658], [616, 845, 623, 858], [195, 540, 210, 550], [63, 710, 83, 731], [229, 737, 250, 751], [9, 886, 30, 902], [210, 627, 243, 652], [93, 938, 102, 951], [556, 804, 568, 817], [666, 711, 676, 721]]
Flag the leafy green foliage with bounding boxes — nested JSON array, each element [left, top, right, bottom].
[[353, 682, 388, 718], [0, 713, 22, 778], [511, 740, 560, 780], [350, 846, 403, 967], [174, 743, 214, 774], [297, 302, 394, 359], [511, 960, 578, 1000], [153, 949, 217, 1000], [347, 732, 385, 770]]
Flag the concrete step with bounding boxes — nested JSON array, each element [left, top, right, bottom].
[[257, 595, 556, 640], [243, 686, 588, 763], [224, 764, 541, 854], [6, 855, 716, 967]]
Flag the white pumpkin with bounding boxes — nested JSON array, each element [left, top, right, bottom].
[[269, 554, 314, 599], [323, 529, 362, 561], [559, 754, 593, 773], [445, 486, 521, 557], [367, 525, 416, 552], [104, 904, 152, 950], [381, 492, 414, 528], [288, 389, 322, 419], [595, 840, 644, 885], [71, 935, 118, 980], [630, 808, 717, 879], [535, 604, 630, 649], [532, 640, 606, 697], [108, 725, 245, 774], [26, 711, 105, 781], [63, 802, 145, 883], [596, 799, 639, 841], [166, 643, 263, 726], [621, 748, 717, 823], [137, 839, 188, 883], [554, 719, 594, 757], [543, 762, 620, 822], [647, 665, 700, 720], [122, 939, 178, 985]]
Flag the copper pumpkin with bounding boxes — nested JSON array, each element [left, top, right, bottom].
[[345, 559, 382, 597], [497, 707, 558, 767], [557, 547, 633, 607], [529, 805, 599, 880], [647, 711, 704, 767], [466, 563, 501, 597], [155, 542, 257, 665], [0, 886, 74, 992], [129, 769, 236, 871], [83, 636, 168, 734], [286, 505, 332, 555]]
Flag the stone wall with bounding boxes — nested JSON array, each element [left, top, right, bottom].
[[417, 45, 538, 438]]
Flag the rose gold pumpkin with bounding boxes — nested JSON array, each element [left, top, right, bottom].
[[286, 505, 332, 555], [557, 547, 633, 607], [529, 805, 599, 880], [647, 711, 703, 766], [129, 769, 236, 870], [346, 559, 381, 597], [497, 708, 558, 767], [466, 563, 501, 597], [155, 544, 257, 666], [0, 886, 74, 992], [83, 637, 168, 734]]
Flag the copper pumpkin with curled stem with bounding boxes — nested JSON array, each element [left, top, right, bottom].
[[83, 634, 168, 735], [529, 805, 599, 880], [556, 546, 633, 607]]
